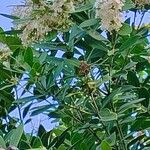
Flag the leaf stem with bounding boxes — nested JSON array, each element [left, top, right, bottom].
[[91, 93, 110, 136]]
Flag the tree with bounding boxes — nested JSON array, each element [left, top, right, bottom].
[[0, 0, 150, 149]]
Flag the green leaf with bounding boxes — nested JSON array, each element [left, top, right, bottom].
[[79, 19, 99, 28], [39, 52, 47, 63], [143, 148, 150, 150], [40, 76, 47, 89], [0, 84, 14, 91], [23, 103, 32, 118], [118, 98, 145, 113], [0, 27, 5, 42], [106, 133, 116, 146], [4, 130, 14, 143], [118, 104, 137, 115], [131, 117, 150, 131], [54, 128, 70, 149], [9, 124, 24, 147], [123, 0, 135, 10], [74, 3, 93, 13], [31, 0, 40, 4], [87, 30, 109, 42], [128, 134, 145, 148], [100, 140, 112, 150], [121, 116, 135, 124], [0, 136, 6, 148], [68, 25, 85, 51], [119, 36, 139, 52], [138, 87, 150, 107], [127, 71, 140, 87], [31, 104, 56, 116], [19, 140, 31, 149], [84, 35, 108, 51], [120, 85, 136, 92], [32, 137, 43, 148], [64, 58, 80, 67], [33, 42, 66, 51], [0, 13, 19, 19], [102, 88, 121, 108], [124, 62, 137, 70], [1, 30, 22, 35], [53, 62, 64, 79], [24, 47, 33, 67], [119, 23, 132, 35], [26, 147, 46, 150], [99, 109, 117, 121], [15, 96, 38, 104]]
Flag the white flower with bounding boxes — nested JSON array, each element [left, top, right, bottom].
[[11, 0, 34, 19], [135, 0, 150, 6], [11, 0, 78, 46], [0, 42, 12, 61], [95, 0, 124, 32]]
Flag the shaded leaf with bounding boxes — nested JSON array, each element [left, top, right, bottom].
[[118, 23, 132, 35], [100, 140, 112, 150], [99, 109, 117, 121], [0, 136, 6, 149], [127, 71, 140, 87], [9, 124, 24, 147]]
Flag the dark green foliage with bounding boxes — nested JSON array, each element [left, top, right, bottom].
[[0, 1, 150, 150]]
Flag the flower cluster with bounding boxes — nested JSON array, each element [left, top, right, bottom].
[[12, 0, 78, 46], [0, 43, 12, 61], [135, 0, 150, 6], [12, 0, 32, 19], [94, 0, 124, 32], [12, 0, 128, 44]]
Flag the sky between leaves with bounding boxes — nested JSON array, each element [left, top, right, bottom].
[[0, 0, 58, 134], [0, 0, 150, 134]]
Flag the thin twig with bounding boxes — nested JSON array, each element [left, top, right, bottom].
[[137, 11, 146, 29]]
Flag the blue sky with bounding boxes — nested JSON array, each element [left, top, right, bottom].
[[0, 0, 150, 30], [0, 0, 58, 133], [0, 0, 22, 30], [0, 0, 150, 133]]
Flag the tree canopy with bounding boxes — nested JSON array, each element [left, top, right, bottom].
[[0, 0, 150, 149]]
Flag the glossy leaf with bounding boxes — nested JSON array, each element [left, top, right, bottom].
[[9, 124, 24, 147]]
